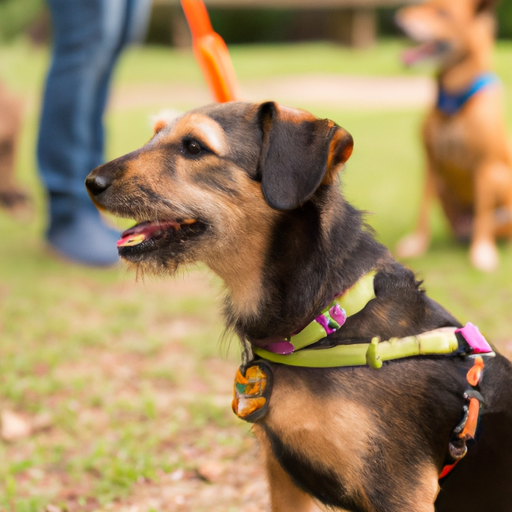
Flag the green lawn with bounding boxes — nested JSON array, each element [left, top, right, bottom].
[[1, 38, 512, 511]]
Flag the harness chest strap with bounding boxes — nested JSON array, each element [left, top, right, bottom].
[[437, 72, 499, 116], [439, 355, 486, 480], [232, 269, 495, 482], [252, 270, 377, 356], [233, 344, 491, 482], [233, 325, 492, 421], [254, 327, 460, 369]]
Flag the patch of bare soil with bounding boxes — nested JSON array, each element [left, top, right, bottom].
[[110, 74, 435, 112], [105, 440, 269, 512]]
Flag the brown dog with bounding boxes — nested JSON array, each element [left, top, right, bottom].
[[86, 102, 512, 512], [395, 0, 512, 271], [0, 81, 30, 217]]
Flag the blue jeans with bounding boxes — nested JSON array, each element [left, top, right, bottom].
[[37, 0, 151, 224]]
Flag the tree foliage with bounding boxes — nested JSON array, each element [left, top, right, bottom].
[[0, 0, 45, 41]]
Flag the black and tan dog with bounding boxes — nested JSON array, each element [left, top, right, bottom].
[[86, 102, 512, 512]]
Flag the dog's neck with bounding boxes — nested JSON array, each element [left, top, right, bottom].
[[219, 186, 388, 345], [206, 219, 272, 321], [439, 54, 491, 94], [438, 15, 494, 94]]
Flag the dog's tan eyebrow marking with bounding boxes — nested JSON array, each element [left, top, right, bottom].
[[174, 113, 227, 154]]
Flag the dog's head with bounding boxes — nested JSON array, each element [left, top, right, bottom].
[[86, 102, 353, 282], [395, 0, 497, 68]]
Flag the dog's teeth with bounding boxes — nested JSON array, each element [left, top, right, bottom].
[[182, 219, 196, 225], [117, 234, 146, 247]]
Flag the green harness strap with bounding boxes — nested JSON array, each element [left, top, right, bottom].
[[253, 269, 459, 368], [289, 270, 377, 351], [253, 327, 460, 368]]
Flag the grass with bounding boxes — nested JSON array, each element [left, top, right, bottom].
[[1, 37, 512, 511]]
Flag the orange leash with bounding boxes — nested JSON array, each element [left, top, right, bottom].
[[180, 0, 240, 102]]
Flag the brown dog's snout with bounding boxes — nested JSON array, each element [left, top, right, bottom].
[[86, 173, 111, 197]]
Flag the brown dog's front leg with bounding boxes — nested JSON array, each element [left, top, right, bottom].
[[470, 160, 504, 272], [254, 426, 322, 512]]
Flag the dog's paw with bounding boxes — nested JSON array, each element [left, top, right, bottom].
[[395, 232, 430, 259], [470, 240, 499, 272]]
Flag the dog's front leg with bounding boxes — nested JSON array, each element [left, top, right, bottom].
[[254, 426, 322, 512], [470, 160, 505, 272]]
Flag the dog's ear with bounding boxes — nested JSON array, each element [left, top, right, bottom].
[[257, 102, 353, 211], [474, 0, 499, 13]]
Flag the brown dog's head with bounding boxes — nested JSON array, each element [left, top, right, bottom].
[[86, 102, 353, 283], [395, 0, 497, 68]]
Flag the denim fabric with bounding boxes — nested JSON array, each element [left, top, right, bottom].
[[37, 0, 151, 221]]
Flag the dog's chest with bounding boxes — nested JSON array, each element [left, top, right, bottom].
[[427, 115, 482, 172], [267, 374, 371, 464], [426, 114, 484, 204]]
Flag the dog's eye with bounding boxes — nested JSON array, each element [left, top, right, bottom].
[[182, 138, 205, 157]]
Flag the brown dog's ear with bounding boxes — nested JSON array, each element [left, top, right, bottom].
[[257, 102, 353, 211], [474, 0, 499, 13]]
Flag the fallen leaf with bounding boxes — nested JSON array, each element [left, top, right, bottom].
[[196, 461, 225, 483], [1, 410, 32, 441]]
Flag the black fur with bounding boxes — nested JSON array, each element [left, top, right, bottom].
[[257, 101, 342, 211]]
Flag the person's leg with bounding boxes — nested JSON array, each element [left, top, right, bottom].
[[89, 0, 152, 174], [37, 0, 149, 266]]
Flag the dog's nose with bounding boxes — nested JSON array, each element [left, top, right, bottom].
[[86, 174, 111, 196]]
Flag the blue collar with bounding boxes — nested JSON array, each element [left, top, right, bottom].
[[437, 73, 499, 116]]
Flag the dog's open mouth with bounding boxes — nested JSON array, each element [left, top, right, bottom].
[[402, 41, 451, 66], [117, 218, 207, 259]]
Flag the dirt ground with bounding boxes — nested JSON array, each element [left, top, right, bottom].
[[111, 74, 435, 111]]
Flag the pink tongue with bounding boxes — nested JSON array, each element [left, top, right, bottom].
[[117, 233, 146, 247], [117, 220, 180, 247], [402, 43, 436, 66]]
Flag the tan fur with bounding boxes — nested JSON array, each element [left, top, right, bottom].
[[174, 113, 229, 155], [256, 368, 440, 512], [254, 426, 323, 512], [395, 0, 512, 271], [413, 465, 440, 512], [166, 114, 278, 315], [267, 376, 374, 491], [95, 109, 282, 318]]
